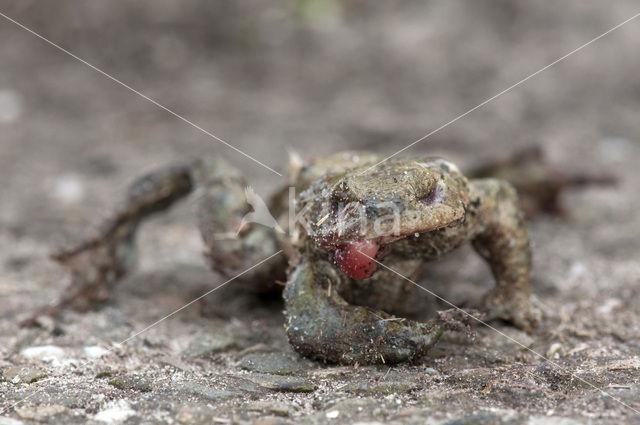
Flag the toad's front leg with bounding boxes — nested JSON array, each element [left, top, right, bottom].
[[469, 179, 540, 331], [284, 258, 468, 364]]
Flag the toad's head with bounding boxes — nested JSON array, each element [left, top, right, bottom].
[[298, 158, 469, 279]]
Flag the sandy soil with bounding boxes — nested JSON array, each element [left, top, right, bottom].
[[1, 1, 640, 424]]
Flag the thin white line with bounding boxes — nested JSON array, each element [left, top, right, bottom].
[[115, 250, 283, 347], [360, 11, 640, 174], [0, 250, 283, 415], [361, 251, 640, 416], [0, 11, 282, 177]]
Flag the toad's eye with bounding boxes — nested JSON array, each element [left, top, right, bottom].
[[418, 184, 442, 207]]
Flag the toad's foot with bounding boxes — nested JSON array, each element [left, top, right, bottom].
[[21, 163, 197, 327], [481, 288, 541, 332], [436, 308, 478, 336], [284, 259, 470, 365]]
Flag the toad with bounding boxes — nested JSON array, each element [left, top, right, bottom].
[[26, 149, 612, 364]]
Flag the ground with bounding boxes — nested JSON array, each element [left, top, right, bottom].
[[1, 1, 640, 424]]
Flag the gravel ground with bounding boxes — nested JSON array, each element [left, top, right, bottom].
[[1, 1, 640, 424]]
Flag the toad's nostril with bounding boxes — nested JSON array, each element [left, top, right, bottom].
[[330, 201, 339, 217]]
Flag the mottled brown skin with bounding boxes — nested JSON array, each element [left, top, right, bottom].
[[28, 150, 568, 363]]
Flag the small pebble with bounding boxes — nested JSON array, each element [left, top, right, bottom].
[[20, 345, 66, 366], [325, 410, 340, 419], [546, 343, 563, 359], [93, 400, 136, 424], [84, 346, 111, 358], [16, 405, 66, 422], [597, 298, 622, 315], [51, 175, 85, 204], [0, 416, 24, 425]]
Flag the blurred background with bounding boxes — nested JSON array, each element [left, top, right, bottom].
[[1, 1, 638, 220], [2, 0, 639, 301], [1, 1, 640, 421]]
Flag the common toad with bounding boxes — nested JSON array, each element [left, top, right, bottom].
[[27, 149, 612, 364]]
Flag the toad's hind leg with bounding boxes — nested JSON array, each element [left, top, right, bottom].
[[195, 162, 286, 287], [469, 179, 540, 331], [24, 157, 284, 325], [284, 258, 469, 364], [468, 146, 616, 217], [22, 162, 197, 326]]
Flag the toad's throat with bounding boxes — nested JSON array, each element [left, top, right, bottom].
[[333, 239, 387, 279]]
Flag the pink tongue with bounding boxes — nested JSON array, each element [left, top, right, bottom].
[[334, 239, 380, 279]]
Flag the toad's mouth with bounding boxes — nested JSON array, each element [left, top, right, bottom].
[[333, 239, 389, 279]]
